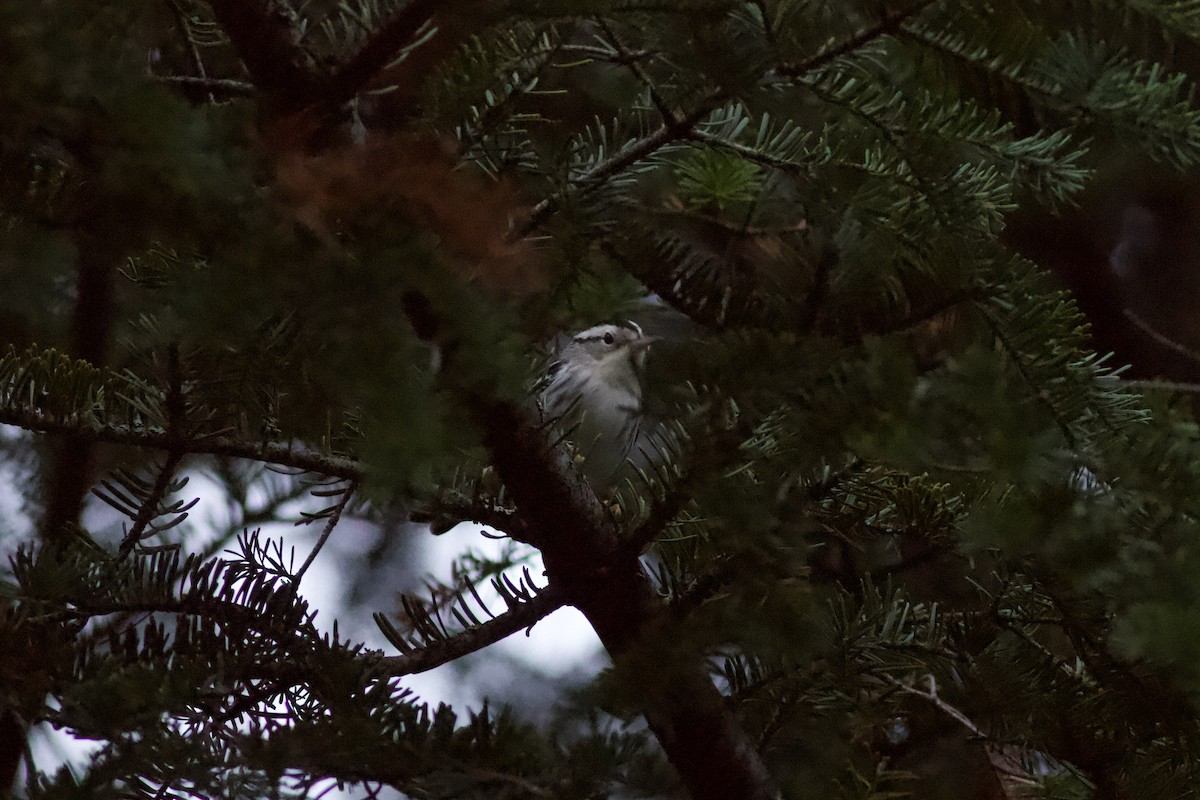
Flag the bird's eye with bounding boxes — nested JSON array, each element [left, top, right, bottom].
[[603, 332, 615, 345]]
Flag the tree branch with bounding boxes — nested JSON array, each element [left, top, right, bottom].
[[1124, 307, 1200, 366], [203, 0, 322, 107], [0, 407, 362, 480], [471, 400, 778, 800], [293, 480, 358, 585], [594, 18, 676, 122], [375, 586, 568, 676], [507, 100, 721, 242], [883, 672, 985, 738], [775, 0, 935, 78], [154, 75, 256, 97], [326, 0, 454, 106], [201, 0, 493, 145], [410, 493, 530, 539], [111, 346, 189, 559], [167, 0, 216, 103], [114, 451, 186, 559], [40, 230, 119, 543]]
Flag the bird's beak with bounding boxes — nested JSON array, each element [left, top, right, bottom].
[[628, 335, 659, 351]]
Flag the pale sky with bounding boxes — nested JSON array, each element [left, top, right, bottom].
[[3, 437, 604, 797]]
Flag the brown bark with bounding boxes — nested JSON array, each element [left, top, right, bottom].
[[475, 399, 779, 800], [38, 231, 118, 544]]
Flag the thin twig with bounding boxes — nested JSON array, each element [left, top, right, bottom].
[[508, 100, 720, 242], [116, 345, 189, 559], [978, 305, 1079, 450], [199, 472, 313, 560], [994, 617, 1080, 678], [166, 0, 216, 103], [691, 128, 809, 172], [1120, 378, 1200, 394], [595, 18, 676, 122], [776, 0, 935, 78], [292, 480, 358, 585], [154, 75, 256, 96], [43, 594, 322, 642], [470, 769, 555, 799], [374, 586, 567, 676], [883, 673, 985, 738], [116, 451, 186, 559], [557, 43, 651, 63], [1124, 307, 1200, 367]]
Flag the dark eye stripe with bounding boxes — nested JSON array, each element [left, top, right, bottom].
[[573, 324, 639, 344]]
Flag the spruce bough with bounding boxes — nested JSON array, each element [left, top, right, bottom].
[[3, 2, 1200, 798]]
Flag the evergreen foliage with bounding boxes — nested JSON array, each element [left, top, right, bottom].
[[3, 1, 1200, 798]]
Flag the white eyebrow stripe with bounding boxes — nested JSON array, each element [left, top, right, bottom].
[[572, 323, 642, 344]]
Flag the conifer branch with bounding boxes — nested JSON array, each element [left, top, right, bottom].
[[1120, 378, 1200, 394], [871, 287, 992, 336], [508, 101, 720, 242], [114, 346, 189, 559], [115, 452, 186, 560], [326, 0, 489, 107], [50, 594, 320, 642], [594, 18, 675, 122], [893, 19, 1056, 102], [154, 75, 256, 97], [167, 0, 216, 103], [637, 204, 808, 235], [690, 128, 812, 174], [410, 495, 529, 540], [0, 407, 363, 479], [472, 408, 779, 799], [883, 672, 986, 738], [293, 480, 358, 585], [558, 43, 651, 63], [978, 305, 1080, 450], [375, 585, 567, 676], [204, 0, 322, 106], [883, 672, 1068, 790], [777, 0, 935, 78]]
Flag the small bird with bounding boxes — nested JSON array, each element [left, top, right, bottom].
[[541, 321, 657, 489]]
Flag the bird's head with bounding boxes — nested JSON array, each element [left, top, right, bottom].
[[565, 321, 656, 370]]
